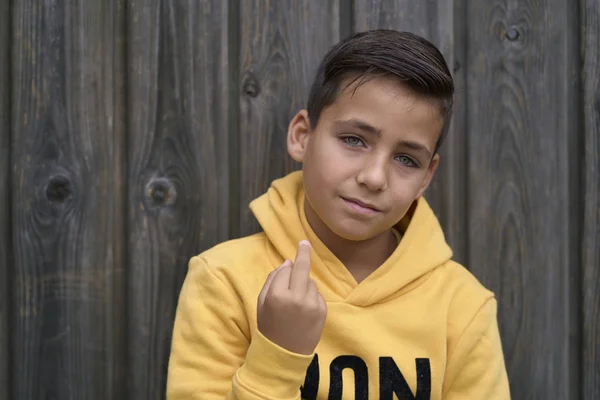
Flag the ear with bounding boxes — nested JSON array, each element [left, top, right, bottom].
[[287, 109, 312, 163], [415, 153, 440, 199]]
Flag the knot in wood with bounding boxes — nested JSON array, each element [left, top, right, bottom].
[[242, 73, 260, 97], [506, 27, 520, 41], [46, 175, 72, 203], [146, 178, 176, 207]]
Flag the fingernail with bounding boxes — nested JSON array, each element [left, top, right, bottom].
[[299, 240, 310, 247]]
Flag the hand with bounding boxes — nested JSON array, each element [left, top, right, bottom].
[[257, 240, 327, 355]]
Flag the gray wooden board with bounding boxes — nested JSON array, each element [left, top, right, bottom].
[[10, 1, 127, 399], [465, 0, 579, 397], [0, 0, 10, 397], [582, 0, 600, 398], [125, 0, 230, 398]]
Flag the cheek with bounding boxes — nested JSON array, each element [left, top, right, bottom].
[[311, 136, 340, 160], [302, 142, 332, 192], [307, 138, 352, 176], [388, 174, 427, 204]]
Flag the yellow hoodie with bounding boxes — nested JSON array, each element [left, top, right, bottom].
[[167, 171, 510, 399]]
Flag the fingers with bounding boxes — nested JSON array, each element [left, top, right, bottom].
[[258, 260, 291, 306], [307, 280, 326, 308], [307, 280, 327, 326], [273, 259, 293, 291], [317, 292, 327, 311], [289, 240, 312, 293], [260, 240, 313, 307], [306, 279, 318, 298]]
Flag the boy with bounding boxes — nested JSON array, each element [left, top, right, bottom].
[[166, 30, 511, 399]]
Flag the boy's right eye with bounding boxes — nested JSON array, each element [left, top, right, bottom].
[[341, 136, 364, 147]]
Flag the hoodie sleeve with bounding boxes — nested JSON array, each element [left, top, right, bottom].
[[442, 297, 511, 400], [166, 256, 315, 400]]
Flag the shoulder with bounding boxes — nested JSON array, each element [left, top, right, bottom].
[[436, 260, 495, 301], [431, 260, 499, 349], [425, 260, 496, 324], [188, 232, 277, 290]]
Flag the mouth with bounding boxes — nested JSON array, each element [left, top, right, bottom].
[[341, 196, 381, 215]]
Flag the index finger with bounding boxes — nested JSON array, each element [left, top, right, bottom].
[[289, 240, 312, 293]]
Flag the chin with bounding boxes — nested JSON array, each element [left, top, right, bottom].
[[326, 220, 383, 242]]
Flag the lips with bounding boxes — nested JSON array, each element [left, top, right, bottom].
[[341, 196, 381, 212]]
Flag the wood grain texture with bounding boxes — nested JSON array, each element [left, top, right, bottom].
[[465, 1, 578, 398], [11, 1, 126, 399], [447, 0, 468, 266], [126, 1, 230, 398], [582, 1, 600, 398], [354, 0, 453, 60], [0, 0, 10, 398], [237, 0, 340, 236], [353, 0, 467, 264]]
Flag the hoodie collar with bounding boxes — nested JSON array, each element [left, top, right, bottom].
[[249, 171, 453, 306]]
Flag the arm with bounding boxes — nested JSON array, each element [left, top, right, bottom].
[[442, 298, 511, 399], [166, 256, 314, 400]]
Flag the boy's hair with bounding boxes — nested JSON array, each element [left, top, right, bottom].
[[307, 29, 454, 155]]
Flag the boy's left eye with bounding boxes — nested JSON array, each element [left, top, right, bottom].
[[395, 155, 416, 167]]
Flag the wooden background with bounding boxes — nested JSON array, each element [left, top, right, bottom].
[[0, 0, 598, 399]]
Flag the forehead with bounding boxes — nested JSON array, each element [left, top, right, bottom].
[[321, 76, 444, 149]]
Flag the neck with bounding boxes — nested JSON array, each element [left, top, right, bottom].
[[304, 197, 397, 282]]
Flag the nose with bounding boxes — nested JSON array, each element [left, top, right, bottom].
[[356, 153, 388, 191]]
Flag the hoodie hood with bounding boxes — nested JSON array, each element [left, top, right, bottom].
[[249, 170, 453, 306]]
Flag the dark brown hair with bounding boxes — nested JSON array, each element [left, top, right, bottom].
[[307, 29, 454, 154]]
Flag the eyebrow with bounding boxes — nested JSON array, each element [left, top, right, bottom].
[[335, 118, 383, 136], [334, 118, 433, 158]]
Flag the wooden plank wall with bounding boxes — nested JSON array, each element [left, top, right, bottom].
[[582, 1, 600, 398], [0, 0, 9, 398], [126, 1, 229, 398], [10, 2, 127, 399], [0, 1, 598, 400], [466, 1, 580, 398]]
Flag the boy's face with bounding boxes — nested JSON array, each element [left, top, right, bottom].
[[287, 76, 443, 241]]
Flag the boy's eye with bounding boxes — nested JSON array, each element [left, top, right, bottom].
[[395, 155, 416, 167], [342, 136, 364, 147]]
